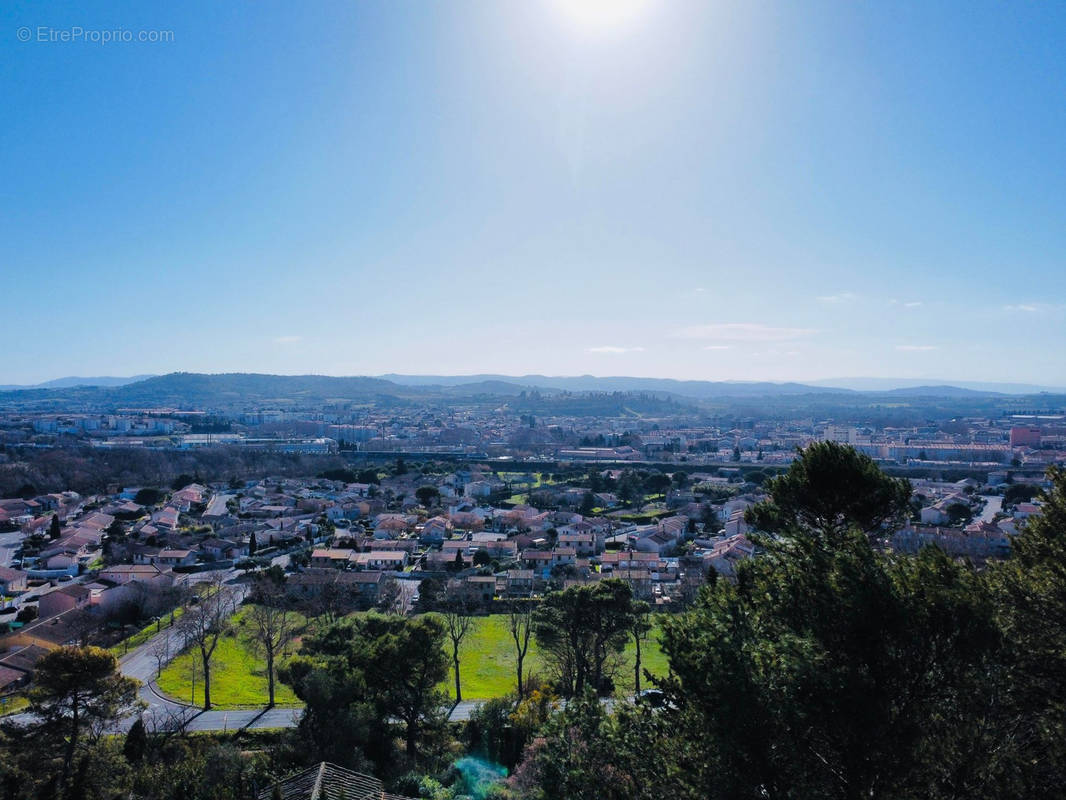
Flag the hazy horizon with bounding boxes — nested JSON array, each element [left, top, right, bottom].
[[3, 371, 1064, 395]]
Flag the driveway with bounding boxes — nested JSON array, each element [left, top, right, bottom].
[[0, 530, 23, 568]]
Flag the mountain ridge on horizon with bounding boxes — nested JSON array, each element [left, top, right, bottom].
[[2, 371, 1064, 398]]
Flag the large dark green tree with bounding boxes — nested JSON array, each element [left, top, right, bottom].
[[533, 579, 637, 697], [281, 612, 449, 769], [651, 445, 1011, 800], [746, 440, 912, 541], [993, 465, 1066, 789], [28, 646, 141, 792], [416, 485, 440, 507], [660, 535, 1006, 799]]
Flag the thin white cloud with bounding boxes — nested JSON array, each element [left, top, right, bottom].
[[751, 349, 801, 358], [703, 345, 731, 351], [817, 291, 857, 304], [673, 323, 816, 341], [903, 301, 923, 308], [273, 335, 302, 344], [895, 344, 938, 351], [1004, 304, 1039, 312], [587, 346, 646, 354]]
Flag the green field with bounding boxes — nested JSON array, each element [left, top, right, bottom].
[[109, 608, 185, 656], [447, 613, 668, 700], [156, 607, 303, 707], [0, 694, 29, 717], [157, 610, 668, 708], [502, 472, 555, 506]]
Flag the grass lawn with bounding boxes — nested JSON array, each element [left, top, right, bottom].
[[157, 609, 669, 708], [0, 694, 29, 717], [447, 614, 669, 700], [156, 606, 304, 707], [109, 608, 186, 656]]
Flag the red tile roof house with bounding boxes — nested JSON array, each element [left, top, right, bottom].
[[43, 552, 81, 574], [481, 539, 519, 560], [452, 575, 498, 606], [520, 550, 553, 570], [550, 547, 577, 566], [97, 564, 172, 588], [424, 550, 464, 570], [558, 533, 596, 556], [156, 549, 197, 567], [77, 512, 115, 531], [285, 569, 384, 605], [366, 538, 419, 553], [200, 538, 246, 560], [419, 516, 453, 544], [311, 548, 356, 569], [504, 569, 534, 596], [353, 551, 408, 571], [0, 567, 29, 596], [38, 584, 92, 620], [153, 507, 181, 530], [599, 551, 663, 572], [704, 534, 755, 579], [0, 644, 50, 695], [634, 530, 680, 555]]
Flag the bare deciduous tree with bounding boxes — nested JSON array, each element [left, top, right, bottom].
[[508, 597, 535, 696], [150, 630, 172, 679], [630, 600, 652, 695], [177, 572, 238, 710], [441, 599, 474, 702], [247, 579, 297, 707]]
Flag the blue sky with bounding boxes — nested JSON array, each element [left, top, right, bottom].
[[2, 0, 1064, 385]]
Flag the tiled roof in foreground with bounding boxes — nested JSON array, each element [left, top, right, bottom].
[[258, 761, 416, 800]]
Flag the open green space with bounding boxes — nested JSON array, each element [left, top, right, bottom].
[[446, 612, 668, 700], [157, 609, 668, 708], [502, 472, 556, 506], [108, 607, 185, 656], [0, 694, 29, 717], [156, 606, 304, 707]]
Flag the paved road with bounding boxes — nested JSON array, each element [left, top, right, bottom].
[[5, 559, 485, 732], [6, 570, 257, 733], [0, 530, 22, 568], [977, 494, 1003, 524]]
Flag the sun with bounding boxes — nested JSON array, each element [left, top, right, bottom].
[[550, 0, 653, 34]]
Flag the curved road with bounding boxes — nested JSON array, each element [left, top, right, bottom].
[[6, 566, 480, 732]]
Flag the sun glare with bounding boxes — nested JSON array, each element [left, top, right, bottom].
[[550, 0, 652, 34]]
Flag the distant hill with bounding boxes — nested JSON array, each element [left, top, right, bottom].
[[810, 377, 1066, 395], [881, 385, 998, 398], [0, 375, 155, 390], [379, 374, 853, 398], [105, 372, 415, 407], [5, 372, 1061, 399], [439, 380, 553, 397], [4, 374, 1064, 419]]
